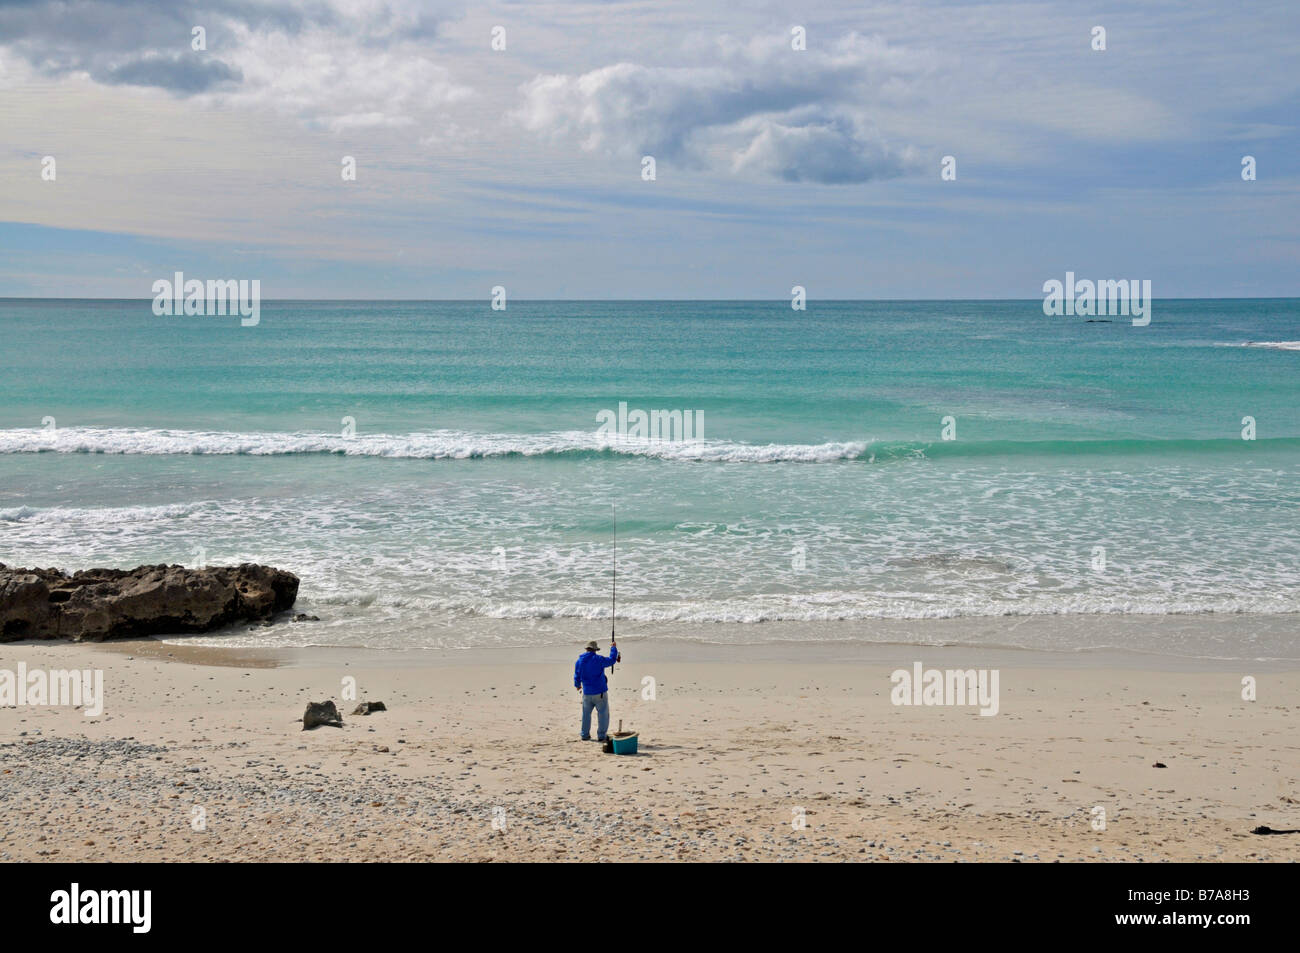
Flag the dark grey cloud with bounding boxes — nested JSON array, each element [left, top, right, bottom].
[[0, 1, 268, 91], [102, 53, 242, 92], [0, 0, 445, 94], [0, 1, 312, 52]]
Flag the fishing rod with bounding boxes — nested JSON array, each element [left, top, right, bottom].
[[610, 506, 617, 672]]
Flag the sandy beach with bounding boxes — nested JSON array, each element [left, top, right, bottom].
[[3, 629, 1297, 863], [3, 0, 1300, 893]]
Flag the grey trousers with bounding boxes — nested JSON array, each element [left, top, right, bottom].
[[581, 692, 609, 738]]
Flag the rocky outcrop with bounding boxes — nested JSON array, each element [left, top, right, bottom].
[[0, 563, 299, 642], [352, 701, 386, 715]]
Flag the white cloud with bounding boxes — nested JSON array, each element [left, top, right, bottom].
[[727, 114, 914, 183], [204, 21, 473, 133], [513, 33, 933, 184]]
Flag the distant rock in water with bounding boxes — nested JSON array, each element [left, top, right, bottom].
[[0, 563, 299, 642], [303, 700, 343, 730]]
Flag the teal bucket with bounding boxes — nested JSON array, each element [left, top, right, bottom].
[[611, 731, 639, 755]]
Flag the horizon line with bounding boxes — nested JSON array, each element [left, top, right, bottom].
[[2, 295, 1297, 303]]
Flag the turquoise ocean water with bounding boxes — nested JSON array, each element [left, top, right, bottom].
[[1, 299, 1297, 657]]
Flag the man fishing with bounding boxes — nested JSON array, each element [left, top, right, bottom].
[[574, 639, 619, 741]]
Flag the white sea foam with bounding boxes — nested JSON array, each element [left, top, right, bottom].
[[0, 427, 866, 463], [0, 502, 203, 524], [420, 594, 1300, 623], [6, 460, 1298, 659], [1220, 341, 1300, 351], [165, 590, 1300, 656], [275, 585, 1300, 625]]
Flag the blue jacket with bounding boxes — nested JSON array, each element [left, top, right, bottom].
[[574, 646, 619, 694]]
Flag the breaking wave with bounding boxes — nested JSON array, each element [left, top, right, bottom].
[[2, 427, 1297, 463]]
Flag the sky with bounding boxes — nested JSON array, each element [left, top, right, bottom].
[[0, 0, 1297, 299]]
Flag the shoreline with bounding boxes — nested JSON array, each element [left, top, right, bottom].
[[90, 609, 1300, 672], [91, 634, 1300, 674]]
